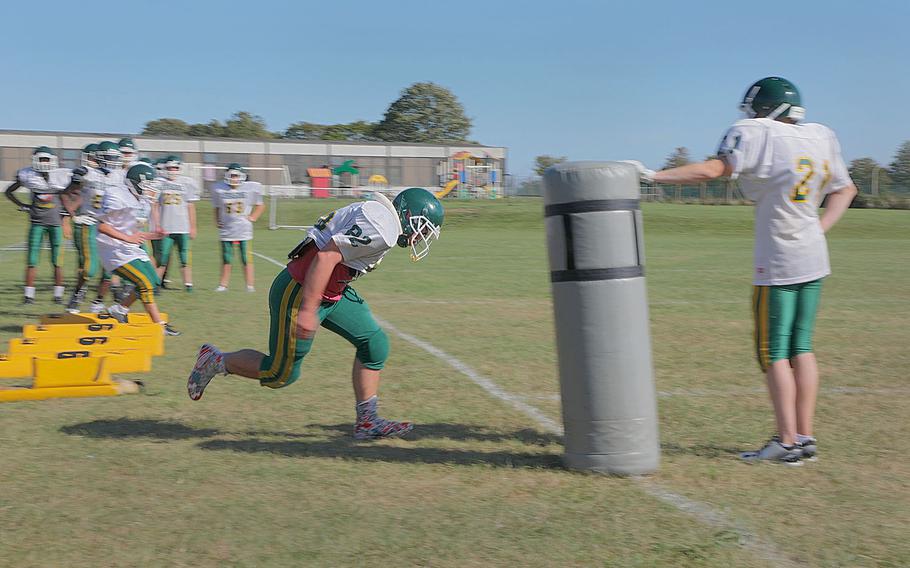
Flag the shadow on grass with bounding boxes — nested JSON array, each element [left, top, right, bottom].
[[660, 441, 741, 458], [61, 418, 222, 440], [60, 418, 563, 469], [198, 438, 562, 469]]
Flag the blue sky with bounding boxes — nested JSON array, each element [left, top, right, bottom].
[[2, 0, 907, 176]]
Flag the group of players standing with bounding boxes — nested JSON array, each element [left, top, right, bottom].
[[4, 138, 265, 335]]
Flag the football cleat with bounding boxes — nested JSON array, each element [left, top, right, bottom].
[[107, 304, 130, 323], [89, 300, 107, 314], [214, 285, 228, 292], [187, 344, 225, 400], [163, 323, 181, 337], [66, 287, 86, 314], [23, 297, 35, 305], [740, 436, 802, 466]]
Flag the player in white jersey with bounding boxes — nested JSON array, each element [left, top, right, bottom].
[[96, 163, 179, 336], [4, 146, 70, 304], [61, 141, 125, 313], [155, 155, 199, 292], [627, 77, 858, 464], [118, 138, 139, 167], [210, 163, 265, 291], [187, 188, 444, 440]]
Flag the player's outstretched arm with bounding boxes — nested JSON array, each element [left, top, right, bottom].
[[4, 181, 28, 210], [652, 159, 732, 185], [298, 240, 344, 339], [820, 184, 858, 233]]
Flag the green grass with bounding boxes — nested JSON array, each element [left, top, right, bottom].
[[1, 199, 908, 567]]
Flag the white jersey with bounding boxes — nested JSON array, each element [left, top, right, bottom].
[[306, 200, 401, 274], [16, 167, 70, 226], [211, 181, 263, 241], [76, 167, 123, 225], [96, 182, 150, 271], [157, 175, 200, 234], [717, 118, 852, 286]]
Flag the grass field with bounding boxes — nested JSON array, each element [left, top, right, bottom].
[[0, 198, 908, 567]]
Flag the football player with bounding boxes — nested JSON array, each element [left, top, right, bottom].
[[154, 155, 199, 292], [96, 163, 179, 335], [187, 188, 443, 440], [4, 146, 69, 304], [210, 163, 264, 292], [118, 137, 139, 167], [627, 77, 858, 464]]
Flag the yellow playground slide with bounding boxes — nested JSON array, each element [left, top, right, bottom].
[[435, 179, 459, 198]]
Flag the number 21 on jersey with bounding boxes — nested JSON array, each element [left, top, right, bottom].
[[791, 157, 831, 203]]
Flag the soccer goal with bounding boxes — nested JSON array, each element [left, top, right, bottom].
[[268, 184, 315, 230], [182, 164, 292, 199]]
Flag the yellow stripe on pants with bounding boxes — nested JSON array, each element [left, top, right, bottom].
[[259, 277, 298, 381]]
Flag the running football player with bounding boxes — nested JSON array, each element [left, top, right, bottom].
[[4, 146, 69, 304], [187, 188, 444, 440], [627, 77, 857, 464], [155, 155, 199, 292], [210, 163, 264, 292], [97, 162, 179, 335]]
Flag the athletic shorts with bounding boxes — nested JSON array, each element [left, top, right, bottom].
[[221, 240, 251, 266], [113, 259, 160, 305], [158, 233, 192, 267], [72, 223, 99, 278], [753, 278, 823, 372], [26, 223, 63, 268], [258, 268, 387, 389]]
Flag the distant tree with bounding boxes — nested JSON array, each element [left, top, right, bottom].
[[322, 120, 376, 141], [889, 141, 910, 191], [141, 118, 190, 137], [373, 82, 471, 143], [663, 147, 691, 169], [221, 111, 275, 139], [187, 120, 224, 137], [283, 122, 327, 140], [849, 157, 892, 194], [534, 155, 567, 176]]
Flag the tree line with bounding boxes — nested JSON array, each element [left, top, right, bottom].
[[534, 142, 910, 193], [141, 82, 472, 145]]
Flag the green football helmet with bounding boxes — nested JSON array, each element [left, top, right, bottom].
[[96, 141, 123, 171], [224, 162, 247, 187], [164, 154, 181, 180], [392, 187, 444, 261], [32, 146, 58, 172], [81, 143, 99, 168], [118, 137, 138, 164], [739, 76, 805, 122], [138, 157, 153, 165], [126, 163, 157, 199]]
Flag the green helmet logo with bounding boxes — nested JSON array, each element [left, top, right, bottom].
[[96, 141, 123, 170], [392, 187, 444, 261], [739, 77, 804, 122], [126, 163, 157, 197], [32, 146, 58, 172]]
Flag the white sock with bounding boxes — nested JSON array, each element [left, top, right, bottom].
[[24, 286, 36, 299], [54, 285, 64, 298]]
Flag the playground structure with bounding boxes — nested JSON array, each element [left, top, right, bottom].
[[0, 312, 166, 402], [436, 151, 502, 199]]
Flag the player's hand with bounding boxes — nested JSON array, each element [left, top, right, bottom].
[[619, 160, 657, 182], [126, 234, 146, 245], [190, 228, 197, 239], [18, 206, 31, 213], [297, 309, 319, 340]]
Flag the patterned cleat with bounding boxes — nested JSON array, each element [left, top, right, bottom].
[[798, 437, 818, 462], [89, 300, 107, 314], [740, 436, 803, 466], [187, 344, 225, 400], [164, 323, 181, 337], [354, 417, 414, 440], [107, 304, 130, 323], [66, 288, 86, 314]]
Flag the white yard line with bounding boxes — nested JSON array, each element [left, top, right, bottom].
[[253, 248, 797, 567]]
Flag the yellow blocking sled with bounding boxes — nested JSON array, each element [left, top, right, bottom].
[[0, 357, 140, 402], [40, 312, 168, 326], [8, 333, 163, 357], [23, 322, 163, 339], [0, 350, 152, 378]]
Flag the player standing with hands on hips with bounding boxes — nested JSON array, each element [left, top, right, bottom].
[[187, 188, 444, 440], [211, 163, 264, 292], [625, 77, 857, 464]]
